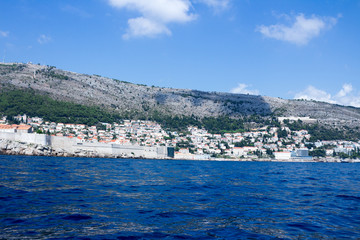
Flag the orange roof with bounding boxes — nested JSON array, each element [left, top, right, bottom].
[[0, 124, 14, 129], [17, 125, 32, 130], [0, 124, 31, 130]]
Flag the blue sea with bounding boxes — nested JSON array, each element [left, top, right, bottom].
[[1, 155, 360, 239]]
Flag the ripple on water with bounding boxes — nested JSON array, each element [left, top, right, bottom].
[[61, 214, 93, 221], [0, 156, 360, 239], [0, 196, 13, 201], [287, 222, 322, 233], [3, 218, 26, 224], [336, 194, 360, 202], [61, 188, 85, 194]]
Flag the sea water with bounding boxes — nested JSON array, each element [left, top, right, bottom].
[[0, 155, 360, 239]]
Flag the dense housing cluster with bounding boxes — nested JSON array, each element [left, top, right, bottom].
[[2, 114, 359, 161]]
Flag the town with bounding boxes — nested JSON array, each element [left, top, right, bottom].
[[1, 114, 359, 162]]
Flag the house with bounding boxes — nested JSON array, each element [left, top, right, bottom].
[[14, 114, 27, 123], [232, 147, 246, 157], [17, 124, 33, 133], [0, 124, 17, 133], [0, 124, 33, 133], [0, 116, 7, 124]]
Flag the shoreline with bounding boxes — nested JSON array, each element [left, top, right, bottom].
[[1, 138, 359, 163], [1, 150, 358, 163]]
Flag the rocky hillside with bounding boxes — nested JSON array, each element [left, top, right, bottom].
[[1, 62, 360, 128]]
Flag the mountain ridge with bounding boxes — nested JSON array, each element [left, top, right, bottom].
[[1, 62, 360, 129]]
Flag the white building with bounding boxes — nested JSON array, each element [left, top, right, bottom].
[[274, 151, 292, 160], [233, 147, 246, 157]]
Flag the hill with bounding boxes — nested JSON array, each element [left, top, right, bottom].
[[1, 62, 360, 136]]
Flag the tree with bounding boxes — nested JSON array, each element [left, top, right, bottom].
[[266, 149, 274, 158], [277, 128, 288, 138], [338, 152, 349, 159], [36, 129, 43, 134], [309, 149, 326, 157]]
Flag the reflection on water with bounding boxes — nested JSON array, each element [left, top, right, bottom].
[[1, 155, 360, 239]]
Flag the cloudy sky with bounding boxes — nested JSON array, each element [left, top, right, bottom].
[[1, 0, 360, 107]]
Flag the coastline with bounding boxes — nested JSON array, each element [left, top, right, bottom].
[[1, 139, 358, 163]]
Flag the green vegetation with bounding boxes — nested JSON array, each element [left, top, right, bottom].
[[0, 64, 25, 74], [1, 89, 359, 141], [148, 113, 200, 132], [0, 90, 122, 126], [277, 128, 288, 138], [35, 66, 69, 80], [334, 149, 360, 159], [309, 149, 326, 157], [43, 72, 69, 80], [148, 113, 245, 134], [308, 147, 360, 159], [266, 149, 275, 158], [201, 117, 244, 134], [0, 90, 246, 133], [234, 138, 254, 147], [175, 140, 194, 152], [284, 120, 360, 141]]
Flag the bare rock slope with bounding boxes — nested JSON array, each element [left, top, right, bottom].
[[1, 63, 360, 127]]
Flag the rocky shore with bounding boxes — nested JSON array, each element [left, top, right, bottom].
[[0, 139, 54, 156]]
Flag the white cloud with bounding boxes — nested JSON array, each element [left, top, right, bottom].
[[38, 34, 52, 44], [294, 85, 335, 104], [230, 83, 260, 95], [335, 84, 360, 107], [124, 17, 171, 39], [108, 0, 196, 39], [294, 84, 360, 107], [0, 31, 9, 37], [336, 83, 352, 98], [256, 13, 338, 45]]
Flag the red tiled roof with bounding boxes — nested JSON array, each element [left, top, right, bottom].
[[0, 124, 32, 130]]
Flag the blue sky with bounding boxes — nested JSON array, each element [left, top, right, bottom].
[[1, 0, 360, 107]]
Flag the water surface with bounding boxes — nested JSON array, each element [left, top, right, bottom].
[[1, 155, 360, 239]]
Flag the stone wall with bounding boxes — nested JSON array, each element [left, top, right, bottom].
[[50, 136, 77, 153], [0, 132, 169, 159], [0, 132, 51, 146]]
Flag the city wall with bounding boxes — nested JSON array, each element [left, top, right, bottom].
[[0, 132, 169, 159], [0, 132, 51, 146]]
